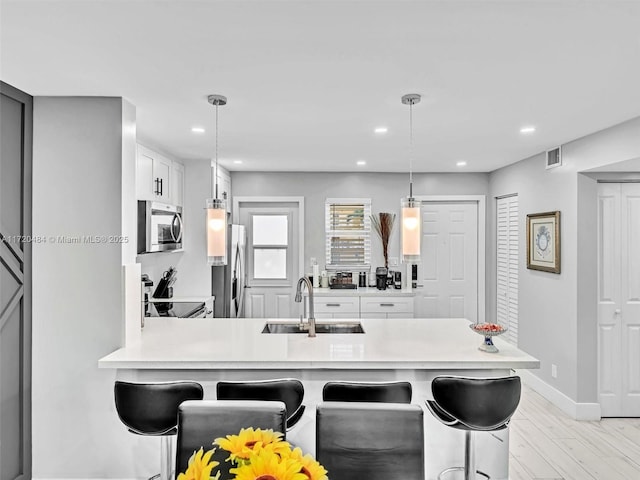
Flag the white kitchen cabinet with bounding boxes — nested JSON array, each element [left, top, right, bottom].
[[136, 145, 173, 202], [171, 161, 184, 207], [212, 168, 232, 213], [360, 296, 414, 319], [309, 292, 415, 319], [312, 296, 359, 318]]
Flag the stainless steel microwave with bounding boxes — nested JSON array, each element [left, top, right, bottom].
[[137, 201, 183, 254]]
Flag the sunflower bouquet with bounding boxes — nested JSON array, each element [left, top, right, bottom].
[[177, 427, 328, 480]]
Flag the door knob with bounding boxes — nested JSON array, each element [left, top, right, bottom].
[[614, 309, 621, 315]]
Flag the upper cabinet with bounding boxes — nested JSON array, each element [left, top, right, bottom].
[[171, 162, 184, 207], [136, 144, 184, 206], [212, 167, 232, 214]]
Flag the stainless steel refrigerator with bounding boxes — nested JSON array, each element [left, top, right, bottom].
[[211, 224, 246, 318]]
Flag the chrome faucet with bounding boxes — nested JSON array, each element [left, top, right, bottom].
[[294, 276, 316, 337]]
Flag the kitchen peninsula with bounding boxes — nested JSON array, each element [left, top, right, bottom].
[[100, 317, 538, 479]]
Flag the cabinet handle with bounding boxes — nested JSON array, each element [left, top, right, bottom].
[[159, 178, 163, 196], [154, 178, 160, 195], [326, 303, 341, 307], [380, 303, 395, 307]]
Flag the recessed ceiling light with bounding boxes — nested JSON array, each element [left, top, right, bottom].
[[456, 161, 467, 167], [191, 127, 205, 133], [520, 126, 536, 134], [233, 160, 243, 164], [357, 160, 367, 166], [374, 127, 388, 134]]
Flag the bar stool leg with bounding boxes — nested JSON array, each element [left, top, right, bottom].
[[437, 431, 490, 480], [160, 435, 173, 480]]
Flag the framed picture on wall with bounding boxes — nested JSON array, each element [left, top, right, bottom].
[[526, 211, 561, 273]]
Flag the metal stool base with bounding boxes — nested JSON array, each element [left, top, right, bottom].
[[437, 466, 490, 480]]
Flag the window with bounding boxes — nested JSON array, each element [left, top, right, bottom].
[[325, 198, 371, 270], [252, 214, 288, 279]]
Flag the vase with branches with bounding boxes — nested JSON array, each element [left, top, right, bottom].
[[371, 212, 396, 268]]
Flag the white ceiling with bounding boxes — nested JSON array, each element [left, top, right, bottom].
[[2, 0, 639, 172]]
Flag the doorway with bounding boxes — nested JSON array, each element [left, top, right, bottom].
[[0, 82, 32, 480], [235, 197, 304, 318], [597, 182, 640, 417], [412, 196, 485, 323]]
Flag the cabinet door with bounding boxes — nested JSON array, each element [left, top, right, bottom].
[[171, 162, 184, 206], [360, 296, 414, 316], [153, 155, 171, 201], [214, 171, 232, 213], [136, 146, 155, 201], [314, 296, 360, 315]]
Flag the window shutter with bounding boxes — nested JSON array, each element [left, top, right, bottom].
[[325, 199, 371, 269], [497, 195, 519, 345]]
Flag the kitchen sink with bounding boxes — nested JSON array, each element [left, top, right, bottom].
[[261, 322, 365, 334]]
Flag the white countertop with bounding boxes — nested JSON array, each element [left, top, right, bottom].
[[98, 317, 539, 370], [310, 287, 415, 297]]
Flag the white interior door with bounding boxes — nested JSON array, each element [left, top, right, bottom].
[[598, 182, 640, 417], [239, 200, 302, 318], [414, 201, 480, 322]]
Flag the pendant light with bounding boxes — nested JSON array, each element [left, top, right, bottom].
[[401, 93, 421, 263], [206, 94, 228, 266]]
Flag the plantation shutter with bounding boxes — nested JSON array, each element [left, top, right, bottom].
[[496, 195, 519, 345], [325, 198, 371, 269]]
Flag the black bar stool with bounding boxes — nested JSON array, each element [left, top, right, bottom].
[[425, 375, 521, 480], [322, 380, 412, 403], [216, 378, 305, 429], [114, 381, 203, 480], [316, 401, 424, 480], [176, 400, 287, 479]]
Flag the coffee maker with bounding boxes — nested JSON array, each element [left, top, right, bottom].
[[376, 267, 388, 290]]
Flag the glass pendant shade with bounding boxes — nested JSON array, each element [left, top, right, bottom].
[[206, 198, 227, 265], [401, 197, 421, 263]]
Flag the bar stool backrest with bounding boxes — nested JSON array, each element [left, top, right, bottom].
[[322, 381, 412, 403], [216, 378, 305, 428], [114, 381, 203, 435], [432, 375, 521, 431], [316, 402, 424, 480], [176, 400, 287, 479]]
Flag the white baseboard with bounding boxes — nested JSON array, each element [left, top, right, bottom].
[[516, 369, 601, 421]]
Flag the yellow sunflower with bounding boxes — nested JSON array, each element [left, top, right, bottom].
[[214, 428, 291, 463], [289, 447, 328, 480], [177, 447, 220, 480], [230, 449, 308, 480]]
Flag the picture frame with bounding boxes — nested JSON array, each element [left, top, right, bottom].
[[526, 211, 561, 273]]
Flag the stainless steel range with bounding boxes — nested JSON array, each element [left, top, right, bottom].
[[147, 301, 207, 318]]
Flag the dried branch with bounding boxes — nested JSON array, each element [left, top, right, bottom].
[[371, 212, 396, 268]]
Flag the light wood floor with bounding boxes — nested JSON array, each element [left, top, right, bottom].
[[510, 385, 640, 480]]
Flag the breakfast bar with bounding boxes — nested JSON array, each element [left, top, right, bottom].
[[99, 317, 539, 480]]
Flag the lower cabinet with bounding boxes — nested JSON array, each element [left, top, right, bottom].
[[312, 295, 414, 319], [360, 296, 414, 319], [313, 297, 360, 319]]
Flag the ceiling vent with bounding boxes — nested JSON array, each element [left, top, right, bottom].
[[546, 146, 562, 169]]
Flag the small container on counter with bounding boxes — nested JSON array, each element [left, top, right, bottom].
[[320, 271, 329, 288]]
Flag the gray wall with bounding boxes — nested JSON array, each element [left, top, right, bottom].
[[231, 171, 490, 276], [488, 116, 640, 404], [31, 97, 146, 477]]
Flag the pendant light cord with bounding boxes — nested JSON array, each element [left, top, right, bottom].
[[214, 101, 219, 200], [409, 99, 414, 199]]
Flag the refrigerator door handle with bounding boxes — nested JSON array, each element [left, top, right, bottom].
[[236, 243, 246, 317]]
